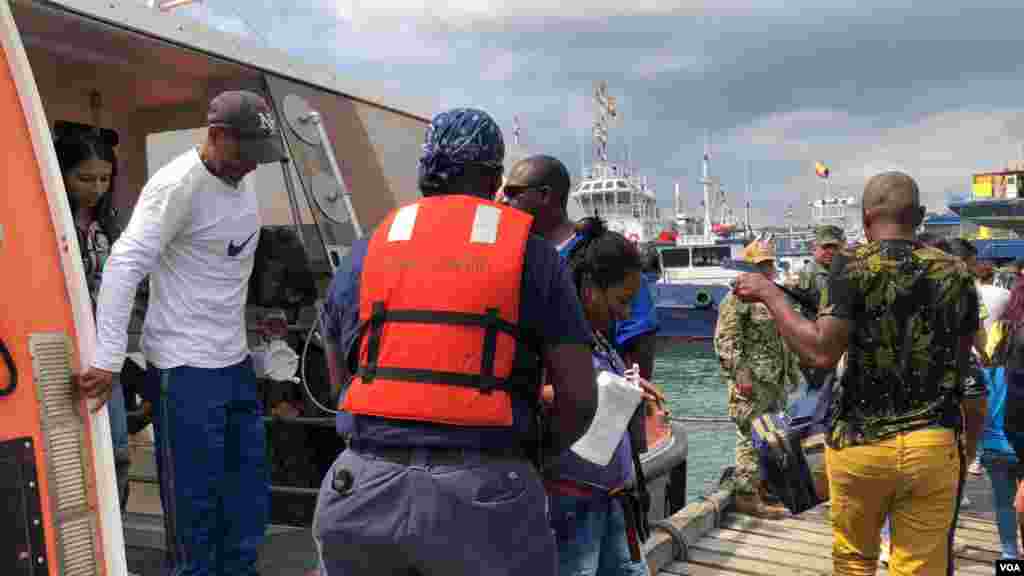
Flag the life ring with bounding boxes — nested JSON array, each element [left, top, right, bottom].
[[694, 289, 713, 309]]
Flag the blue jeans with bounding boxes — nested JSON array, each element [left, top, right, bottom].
[[982, 451, 1021, 559], [550, 493, 649, 576], [146, 358, 268, 576], [108, 374, 131, 511]]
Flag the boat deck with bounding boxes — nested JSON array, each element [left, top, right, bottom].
[[650, 474, 1003, 576]]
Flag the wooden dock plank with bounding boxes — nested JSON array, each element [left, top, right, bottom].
[[699, 514, 997, 575], [721, 516, 834, 546], [666, 551, 828, 576], [705, 529, 832, 560], [691, 535, 834, 572], [759, 508, 1002, 551], [650, 475, 1002, 576], [658, 562, 748, 575], [798, 504, 1000, 535]]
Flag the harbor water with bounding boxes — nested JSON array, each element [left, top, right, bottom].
[[654, 341, 736, 503]]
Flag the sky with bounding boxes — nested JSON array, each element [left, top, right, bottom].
[[161, 0, 1024, 226]]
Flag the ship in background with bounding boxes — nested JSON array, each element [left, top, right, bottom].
[[949, 165, 1024, 236], [568, 81, 668, 244], [650, 145, 751, 341]]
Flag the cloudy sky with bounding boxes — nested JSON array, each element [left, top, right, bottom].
[[165, 0, 1024, 226]]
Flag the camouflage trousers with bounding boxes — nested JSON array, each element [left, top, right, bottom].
[[730, 400, 778, 495]]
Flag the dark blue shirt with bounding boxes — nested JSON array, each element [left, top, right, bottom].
[[556, 234, 659, 355], [324, 233, 592, 449]]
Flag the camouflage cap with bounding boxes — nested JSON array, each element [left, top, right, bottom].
[[743, 239, 776, 264], [815, 225, 845, 247]]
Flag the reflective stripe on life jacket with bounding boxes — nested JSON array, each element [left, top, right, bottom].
[[341, 195, 534, 427]]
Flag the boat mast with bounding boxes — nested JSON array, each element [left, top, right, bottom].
[[701, 132, 713, 239], [593, 81, 609, 168]]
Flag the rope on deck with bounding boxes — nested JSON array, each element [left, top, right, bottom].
[[668, 415, 734, 424], [650, 518, 690, 561]]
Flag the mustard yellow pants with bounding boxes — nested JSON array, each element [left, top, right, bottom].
[[826, 428, 960, 576]]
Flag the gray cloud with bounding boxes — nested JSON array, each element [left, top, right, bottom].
[[195, 0, 1024, 223]]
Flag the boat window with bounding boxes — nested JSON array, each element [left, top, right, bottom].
[[617, 180, 629, 188], [617, 191, 631, 204], [660, 248, 690, 268], [604, 181, 616, 190], [692, 246, 731, 267], [581, 183, 591, 190]]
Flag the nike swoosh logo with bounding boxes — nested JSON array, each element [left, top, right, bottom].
[[228, 230, 259, 257]]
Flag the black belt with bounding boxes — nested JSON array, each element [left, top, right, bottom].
[[351, 443, 525, 467]]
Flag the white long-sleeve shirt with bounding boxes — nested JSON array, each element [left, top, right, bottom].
[[93, 148, 261, 372]]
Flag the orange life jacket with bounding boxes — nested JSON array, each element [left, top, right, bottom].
[[341, 195, 535, 427]]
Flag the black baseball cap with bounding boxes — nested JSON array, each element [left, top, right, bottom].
[[207, 90, 286, 164]]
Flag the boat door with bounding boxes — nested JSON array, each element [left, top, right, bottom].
[[0, 1, 123, 574]]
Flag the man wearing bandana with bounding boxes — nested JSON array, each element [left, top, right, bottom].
[[313, 108, 598, 575]]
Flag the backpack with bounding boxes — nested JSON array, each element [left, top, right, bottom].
[[750, 372, 832, 515]]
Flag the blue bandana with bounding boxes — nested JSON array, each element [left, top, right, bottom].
[[418, 108, 504, 188]]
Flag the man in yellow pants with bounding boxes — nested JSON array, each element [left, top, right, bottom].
[[734, 172, 983, 575]]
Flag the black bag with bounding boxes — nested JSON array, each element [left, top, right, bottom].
[[750, 376, 832, 515]]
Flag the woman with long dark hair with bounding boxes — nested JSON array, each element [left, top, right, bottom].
[[54, 128, 132, 512], [545, 217, 651, 576]]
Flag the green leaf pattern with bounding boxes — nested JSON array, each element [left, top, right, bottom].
[[829, 241, 978, 448]]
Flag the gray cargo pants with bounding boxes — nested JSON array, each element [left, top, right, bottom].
[[313, 446, 557, 576]]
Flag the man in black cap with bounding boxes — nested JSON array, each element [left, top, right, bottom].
[[79, 90, 286, 575]]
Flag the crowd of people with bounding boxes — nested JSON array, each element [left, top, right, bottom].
[[71, 91, 1024, 576]]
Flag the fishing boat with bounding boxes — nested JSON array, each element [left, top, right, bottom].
[[651, 149, 749, 341], [569, 81, 667, 244], [0, 3, 688, 574]]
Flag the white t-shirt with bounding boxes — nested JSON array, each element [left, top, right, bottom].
[[93, 148, 261, 371]]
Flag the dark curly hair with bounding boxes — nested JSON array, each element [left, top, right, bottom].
[[565, 217, 643, 299]]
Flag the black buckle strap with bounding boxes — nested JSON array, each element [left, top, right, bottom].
[[365, 367, 511, 391], [478, 308, 500, 394], [358, 304, 519, 393], [357, 308, 521, 339], [362, 302, 387, 383]]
